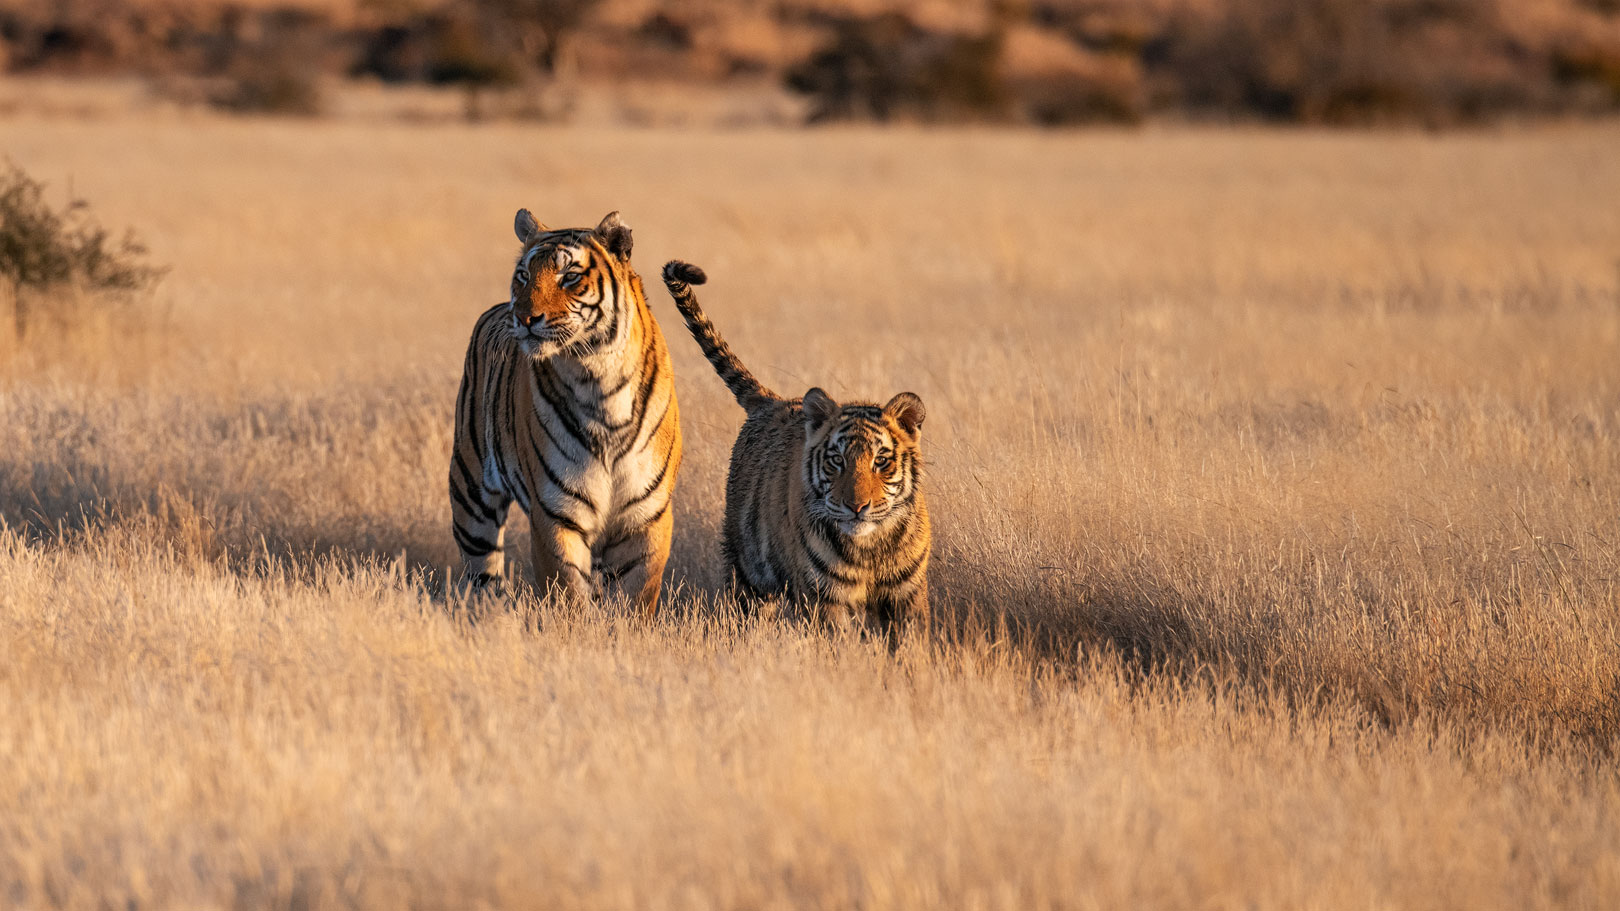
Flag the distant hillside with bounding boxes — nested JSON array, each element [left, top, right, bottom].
[[4, 0, 1619, 124]]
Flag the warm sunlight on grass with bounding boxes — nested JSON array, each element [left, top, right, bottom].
[[2, 115, 1618, 908]]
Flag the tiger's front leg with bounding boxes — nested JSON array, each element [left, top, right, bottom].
[[530, 514, 595, 606], [878, 577, 931, 648], [599, 504, 674, 620], [449, 468, 512, 593]]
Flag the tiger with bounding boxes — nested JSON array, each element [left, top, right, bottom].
[[660, 260, 931, 636], [449, 209, 681, 616]]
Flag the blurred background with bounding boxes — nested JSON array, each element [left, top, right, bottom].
[[3, 0, 1620, 126]]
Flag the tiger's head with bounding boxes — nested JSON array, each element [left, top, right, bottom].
[[508, 208, 637, 359], [802, 388, 927, 538]]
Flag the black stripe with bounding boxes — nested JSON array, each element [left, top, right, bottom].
[[621, 394, 671, 462], [618, 347, 662, 459], [844, 418, 885, 438], [586, 265, 623, 350], [452, 522, 495, 556], [802, 538, 860, 586], [497, 358, 537, 513], [597, 368, 634, 400], [534, 361, 598, 456], [593, 267, 615, 324], [452, 450, 487, 507], [877, 546, 927, 587], [558, 361, 604, 398], [631, 335, 660, 419], [818, 519, 855, 563], [602, 499, 670, 552], [877, 512, 914, 552], [538, 501, 588, 538], [524, 377, 572, 455], [450, 479, 495, 524], [487, 354, 517, 498], [454, 364, 477, 450], [618, 441, 675, 515], [527, 427, 596, 511], [602, 543, 651, 583]]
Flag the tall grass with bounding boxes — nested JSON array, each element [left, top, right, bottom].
[[1, 116, 1618, 907]]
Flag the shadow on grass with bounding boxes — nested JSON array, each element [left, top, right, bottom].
[[0, 446, 1189, 666], [8, 444, 1618, 755], [0, 461, 452, 587]]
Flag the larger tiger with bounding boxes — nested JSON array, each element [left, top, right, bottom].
[[450, 210, 681, 615], [661, 261, 931, 635]]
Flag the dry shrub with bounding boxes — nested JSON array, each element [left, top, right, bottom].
[[1149, 0, 1557, 124], [0, 162, 165, 350]]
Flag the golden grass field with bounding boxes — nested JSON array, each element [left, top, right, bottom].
[[2, 109, 1619, 908]]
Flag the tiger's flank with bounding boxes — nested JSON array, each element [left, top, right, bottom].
[[661, 260, 930, 636], [449, 210, 682, 615]]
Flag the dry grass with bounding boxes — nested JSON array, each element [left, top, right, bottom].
[[2, 110, 1619, 907]]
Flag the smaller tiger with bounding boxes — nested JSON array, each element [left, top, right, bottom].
[[661, 260, 931, 636]]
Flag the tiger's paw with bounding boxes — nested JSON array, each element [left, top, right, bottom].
[[458, 571, 509, 601]]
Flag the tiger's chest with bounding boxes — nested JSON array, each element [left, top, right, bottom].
[[492, 355, 673, 540]]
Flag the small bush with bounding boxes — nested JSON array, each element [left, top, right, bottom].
[[0, 162, 166, 338]]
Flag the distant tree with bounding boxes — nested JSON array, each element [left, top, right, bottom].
[[352, 0, 602, 120], [785, 13, 1004, 123]]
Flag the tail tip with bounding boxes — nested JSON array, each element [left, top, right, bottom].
[[663, 260, 707, 286]]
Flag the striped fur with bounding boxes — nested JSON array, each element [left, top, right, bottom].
[[662, 260, 930, 635], [450, 210, 681, 615]]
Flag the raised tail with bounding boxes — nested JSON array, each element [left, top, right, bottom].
[[662, 261, 777, 408]]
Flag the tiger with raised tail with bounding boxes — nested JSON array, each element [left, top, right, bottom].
[[661, 260, 931, 636], [450, 210, 681, 616]]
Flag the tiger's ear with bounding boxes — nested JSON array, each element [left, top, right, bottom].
[[884, 392, 926, 438], [803, 387, 839, 429], [594, 211, 633, 260], [514, 208, 545, 243]]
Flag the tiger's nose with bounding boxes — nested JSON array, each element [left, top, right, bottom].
[[847, 497, 875, 515]]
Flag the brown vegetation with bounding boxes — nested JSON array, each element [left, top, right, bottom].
[[4, 0, 1620, 123]]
